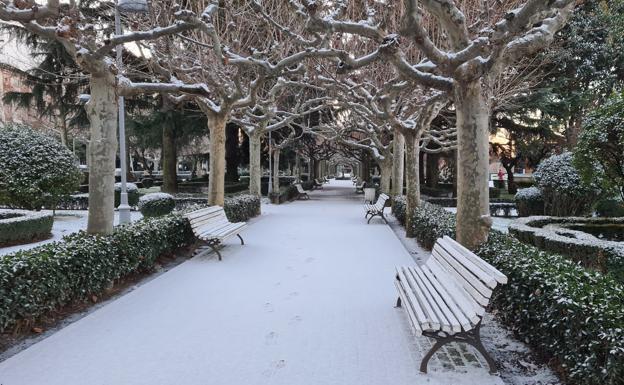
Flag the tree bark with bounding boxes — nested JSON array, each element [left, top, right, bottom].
[[272, 149, 281, 194], [225, 123, 240, 183], [404, 131, 422, 238], [248, 129, 263, 196], [392, 131, 405, 196], [380, 158, 392, 194], [207, 113, 227, 206], [455, 81, 492, 250], [162, 111, 178, 193], [86, 74, 117, 235]]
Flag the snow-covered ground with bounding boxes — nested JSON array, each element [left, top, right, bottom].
[[0, 210, 143, 256], [0, 181, 555, 385]]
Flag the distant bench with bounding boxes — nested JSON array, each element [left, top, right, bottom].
[[184, 206, 247, 261], [364, 193, 390, 224], [294, 183, 310, 200], [394, 236, 507, 374]]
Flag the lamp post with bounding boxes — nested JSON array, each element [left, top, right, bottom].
[[115, 0, 148, 224]]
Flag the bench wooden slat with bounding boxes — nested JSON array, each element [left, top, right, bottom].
[[436, 239, 498, 290], [441, 236, 508, 285], [432, 246, 493, 303], [186, 206, 222, 220], [394, 280, 423, 336], [198, 222, 245, 240], [408, 266, 461, 333], [432, 249, 490, 307], [397, 267, 433, 331]]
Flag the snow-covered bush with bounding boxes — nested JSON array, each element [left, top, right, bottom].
[[595, 199, 624, 217], [515, 187, 544, 217], [533, 152, 599, 216], [393, 201, 624, 384], [0, 214, 194, 333], [0, 209, 53, 246], [408, 201, 456, 249], [114, 182, 140, 207], [224, 194, 261, 222], [138, 193, 175, 217], [391, 195, 407, 225], [0, 124, 82, 210]]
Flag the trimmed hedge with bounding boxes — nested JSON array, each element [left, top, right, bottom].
[[509, 216, 624, 281], [595, 199, 624, 217], [138, 193, 175, 217], [391, 196, 455, 249], [223, 194, 261, 222], [397, 201, 624, 384], [0, 214, 194, 332], [515, 187, 544, 217], [0, 209, 53, 246]]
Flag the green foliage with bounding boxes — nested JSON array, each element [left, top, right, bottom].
[[515, 187, 545, 217], [0, 210, 53, 246], [0, 214, 194, 332], [534, 152, 599, 216], [595, 199, 624, 217], [397, 201, 624, 384], [114, 183, 140, 207], [138, 193, 175, 217], [575, 92, 624, 201], [0, 125, 82, 210], [223, 194, 261, 222]]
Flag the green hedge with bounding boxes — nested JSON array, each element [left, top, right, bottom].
[[391, 196, 455, 249], [223, 194, 261, 222], [397, 201, 624, 384], [515, 187, 545, 217], [0, 209, 53, 246], [138, 193, 176, 217], [0, 214, 194, 332]]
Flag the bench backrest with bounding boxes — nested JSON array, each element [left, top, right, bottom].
[[357, 181, 366, 188], [375, 193, 390, 208], [426, 236, 508, 312], [295, 183, 306, 193], [184, 206, 231, 235]]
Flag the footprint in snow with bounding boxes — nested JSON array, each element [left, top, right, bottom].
[[289, 315, 302, 324], [264, 302, 274, 313], [305, 257, 315, 263], [265, 331, 278, 345], [262, 360, 287, 377]]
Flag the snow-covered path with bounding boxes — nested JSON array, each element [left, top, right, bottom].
[[0, 180, 503, 385]]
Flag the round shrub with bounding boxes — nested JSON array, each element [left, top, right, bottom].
[[114, 182, 140, 207], [0, 209, 53, 246], [515, 187, 544, 217], [533, 152, 599, 216], [595, 199, 624, 218], [0, 125, 82, 210], [138, 193, 175, 217]]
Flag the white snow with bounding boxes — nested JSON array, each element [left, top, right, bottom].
[[0, 181, 504, 385]]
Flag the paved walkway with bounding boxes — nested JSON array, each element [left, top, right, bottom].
[[0, 180, 503, 385]]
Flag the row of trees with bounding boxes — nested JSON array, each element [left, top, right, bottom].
[[0, 0, 580, 250]]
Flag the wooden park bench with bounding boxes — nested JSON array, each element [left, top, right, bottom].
[[394, 236, 507, 374], [313, 178, 324, 189], [295, 183, 310, 200], [355, 181, 366, 193], [364, 193, 390, 224], [184, 206, 247, 261]]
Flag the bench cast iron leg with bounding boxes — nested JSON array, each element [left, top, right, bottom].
[[208, 243, 223, 261], [465, 324, 498, 374], [420, 339, 447, 373], [395, 296, 402, 308], [237, 234, 245, 245]]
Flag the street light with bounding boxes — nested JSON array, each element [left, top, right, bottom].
[[115, 0, 148, 224]]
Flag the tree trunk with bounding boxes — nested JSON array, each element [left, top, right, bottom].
[[455, 81, 492, 250], [60, 117, 69, 148], [392, 131, 405, 196], [162, 112, 178, 193], [225, 123, 240, 183], [380, 158, 392, 194], [273, 149, 280, 194], [85, 74, 118, 235], [207, 113, 227, 206], [248, 130, 263, 196], [404, 131, 421, 238]]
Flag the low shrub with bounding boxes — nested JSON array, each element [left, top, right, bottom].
[[0, 209, 53, 245], [114, 183, 140, 207], [0, 214, 194, 332], [408, 201, 456, 249], [223, 194, 261, 222], [515, 187, 544, 217], [489, 187, 502, 198], [391, 195, 407, 225], [595, 199, 624, 217], [138, 193, 175, 217], [397, 202, 624, 384], [534, 152, 599, 216]]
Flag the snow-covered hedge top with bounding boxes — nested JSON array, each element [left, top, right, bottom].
[[114, 182, 138, 193], [515, 187, 543, 202], [533, 152, 598, 196], [0, 209, 52, 225], [139, 192, 174, 203]]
